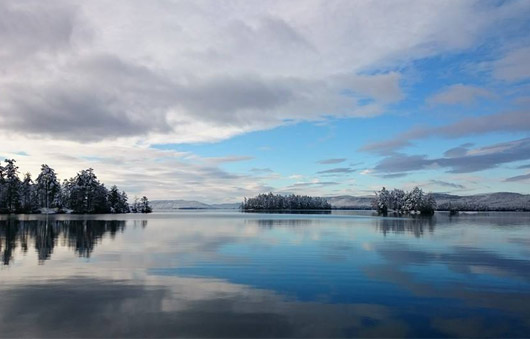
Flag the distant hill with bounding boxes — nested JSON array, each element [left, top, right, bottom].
[[152, 192, 530, 211], [326, 195, 374, 209], [432, 192, 530, 211], [326, 192, 530, 211], [150, 200, 240, 210]]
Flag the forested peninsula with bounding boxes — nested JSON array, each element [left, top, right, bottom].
[[0, 159, 151, 214]]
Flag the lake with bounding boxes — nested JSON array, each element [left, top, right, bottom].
[[1, 211, 529, 337]]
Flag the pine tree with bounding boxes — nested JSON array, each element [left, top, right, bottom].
[[3, 159, 21, 213], [0, 159, 146, 215], [241, 193, 331, 210], [36, 165, 60, 210], [140, 196, 152, 213], [20, 173, 37, 213], [118, 191, 130, 213], [0, 163, 5, 213], [373, 186, 436, 215]]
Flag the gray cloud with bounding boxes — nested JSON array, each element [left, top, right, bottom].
[[427, 84, 495, 105], [317, 158, 346, 164], [0, 54, 175, 141], [505, 173, 530, 182], [0, 1, 413, 144], [285, 181, 339, 190], [373, 137, 530, 174], [2, 1, 528, 145], [361, 110, 530, 155], [380, 173, 409, 179], [0, 52, 401, 142], [250, 168, 273, 174], [203, 156, 253, 164], [443, 143, 474, 157], [0, 1, 78, 62], [317, 167, 355, 174], [430, 180, 465, 189], [492, 46, 530, 82]]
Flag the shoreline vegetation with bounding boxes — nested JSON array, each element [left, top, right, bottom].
[[240, 188, 437, 215], [240, 189, 529, 214], [372, 187, 436, 215], [0, 159, 151, 215], [241, 193, 332, 211]]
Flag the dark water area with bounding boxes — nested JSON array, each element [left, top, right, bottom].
[[1, 211, 529, 338]]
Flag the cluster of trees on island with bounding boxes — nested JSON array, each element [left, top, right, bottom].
[[372, 187, 436, 215], [0, 159, 151, 214], [241, 193, 332, 210]]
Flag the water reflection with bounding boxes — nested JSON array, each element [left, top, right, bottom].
[[250, 218, 316, 228], [375, 216, 436, 238], [0, 218, 136, 265], [0, 212, 529, 337]]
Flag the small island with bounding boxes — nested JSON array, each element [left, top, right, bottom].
[[241, 192, 331, 211], [372, 186, 436, 215], [0, 159, 151, 214]]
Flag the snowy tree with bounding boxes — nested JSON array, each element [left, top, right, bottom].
[[372, 187, 391, 214], [0, 158, 150, 215], [373, 186, 436, 215], [139, 196, 152, 213], [419, 193, 436, 215], [108, 185, 121, 213], [36, 164, 60, 209], [64, 168, 110, 213], [241, 193, 331, 211], [108, 185, 129, 213], [20, 173, 37, 213], [390, 189, 406, 213], [0, 163, 5, 211], [2, 159, 21, 213], [131, 196, 139, 213], [404, 187, 424, 213], [118, 191, 130, 213]]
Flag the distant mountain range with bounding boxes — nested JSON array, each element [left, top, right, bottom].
[[150, 200, 241, 210], [151, 192, 530, 211], [431, 192, 530, 211]]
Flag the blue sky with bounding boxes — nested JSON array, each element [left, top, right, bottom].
[[0, 0, 529, 201]]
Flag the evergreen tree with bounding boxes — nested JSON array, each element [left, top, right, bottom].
[[373, 186, 436, 215], [20, 173, 37, 213], [372, 187, 391, 214], [36, 165, 60, 209], [0, 158, 149, 215], [139, 196, 152, 213], [3, 159, 21, 213], [108, 185, 121, 213], [241, 193, 331, 210], [0, 163, 5, 212], [118, 191, 130, 213], [131, 196, 139, 213], [64, 169, 110, 213]]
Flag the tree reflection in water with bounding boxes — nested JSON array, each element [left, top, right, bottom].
[[0, 218, 139, 265], [375, 215, 436, 238]]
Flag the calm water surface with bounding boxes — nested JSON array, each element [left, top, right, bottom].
[[1, 211, 529, 337]]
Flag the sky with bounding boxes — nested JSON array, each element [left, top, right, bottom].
[[0, 0, 529, 202]]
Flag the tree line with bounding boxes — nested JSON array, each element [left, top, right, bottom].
[[0, 159, 151, 214], [241, 193, 331, 210], [372, 187, 436, 215]]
